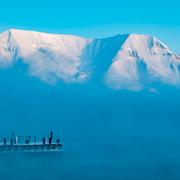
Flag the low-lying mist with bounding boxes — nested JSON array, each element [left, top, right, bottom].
[[0, 65, 180, 180]]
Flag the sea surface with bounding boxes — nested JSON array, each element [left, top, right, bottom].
[[0, 66, 180, 180]]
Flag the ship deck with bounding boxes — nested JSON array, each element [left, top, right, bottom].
[[0, 143, 63, 152]]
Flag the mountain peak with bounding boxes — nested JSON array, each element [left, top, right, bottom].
[[123, 34, 170, 51]]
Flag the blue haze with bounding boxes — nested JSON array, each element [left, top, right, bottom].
[[0, 0, 180, 179], [0, 64, 180, 179]]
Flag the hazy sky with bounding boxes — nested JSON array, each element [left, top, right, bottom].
[[0, 0, 179, 53]]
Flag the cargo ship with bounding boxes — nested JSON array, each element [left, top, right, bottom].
[[0, 131, 62, 152]]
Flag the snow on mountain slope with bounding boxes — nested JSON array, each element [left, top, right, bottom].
[[105, 34, 180, 90], [0, 29, 179, 90], [0, 29, 92, 83]]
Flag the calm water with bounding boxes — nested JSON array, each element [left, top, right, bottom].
[[0, 66, 180, 180]]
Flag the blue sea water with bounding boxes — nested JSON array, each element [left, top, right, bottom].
[[0, 65, 180, 180]]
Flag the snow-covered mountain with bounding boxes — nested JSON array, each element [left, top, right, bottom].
[[0, 29, 179, 90]]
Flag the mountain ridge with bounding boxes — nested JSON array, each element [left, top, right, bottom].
[[0, 29, 179, 90]]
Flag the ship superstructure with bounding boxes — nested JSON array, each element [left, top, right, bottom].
[[0, 131, 62, 152]]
